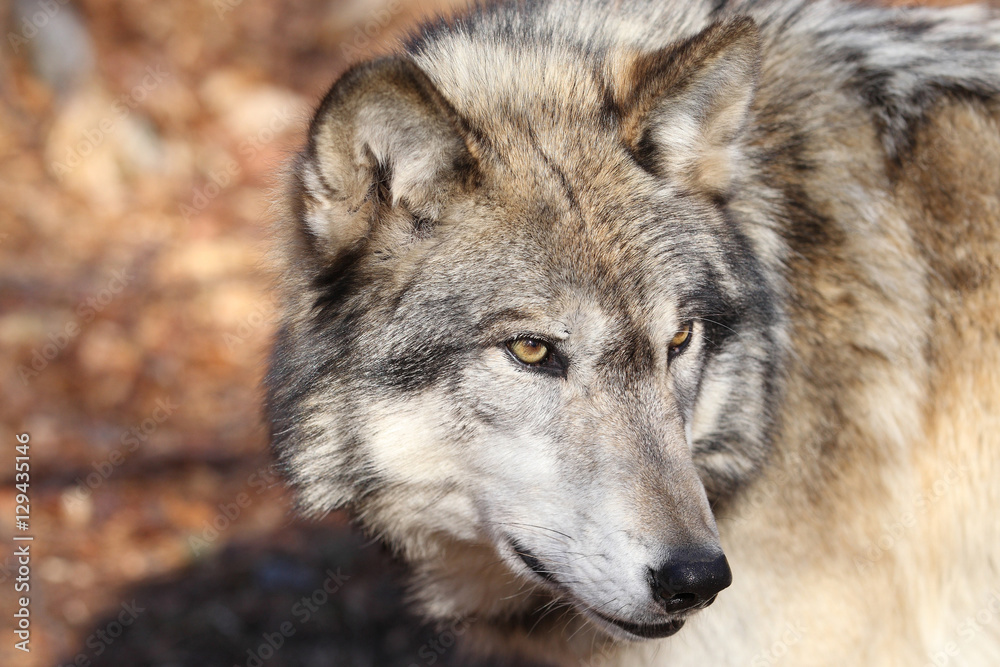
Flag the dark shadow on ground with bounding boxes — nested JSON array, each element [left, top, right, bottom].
[[59, 521, 529, 667]]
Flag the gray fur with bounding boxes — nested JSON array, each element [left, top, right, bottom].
[[266, 1, 1000, 664]]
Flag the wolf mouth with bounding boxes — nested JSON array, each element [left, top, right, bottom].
[[591, 612, 686, 639], [508, 538, 687, 640]]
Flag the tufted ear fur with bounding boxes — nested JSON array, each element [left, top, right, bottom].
[[619, 17, 761, 197], [296, 57, 478, 258]]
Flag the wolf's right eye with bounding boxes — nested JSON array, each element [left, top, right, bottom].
[[668, 321, 694, 360]]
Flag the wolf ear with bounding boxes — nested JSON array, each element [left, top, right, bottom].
[[297, 57, 477, 257], [620, 17, 760, 197]]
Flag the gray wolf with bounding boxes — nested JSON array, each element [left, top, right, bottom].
[[265, 0, 1000, 664]]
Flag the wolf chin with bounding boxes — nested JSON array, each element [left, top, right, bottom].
[[265, 0, 1000, 664]]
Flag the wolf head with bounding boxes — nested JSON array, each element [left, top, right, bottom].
[[267, 15, 785, 644]]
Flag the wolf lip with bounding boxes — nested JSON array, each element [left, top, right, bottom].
[[509, 538, 558, 583], [593, 612, 685, 639]]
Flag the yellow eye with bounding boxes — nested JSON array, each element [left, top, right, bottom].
[[668, 321, 694, 357], [507, 338, 550, 365]]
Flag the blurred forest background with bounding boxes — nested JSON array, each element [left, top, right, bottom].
[[0, 0, 986, 666]]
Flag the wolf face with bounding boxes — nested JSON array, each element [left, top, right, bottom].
[[267, 15, 786, 642]]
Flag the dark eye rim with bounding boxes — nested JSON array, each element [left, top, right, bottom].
[[667, 320, 695, 361], [503, 337, 566, 374]]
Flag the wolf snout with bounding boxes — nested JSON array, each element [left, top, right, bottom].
[[649, 549, 732, 614]]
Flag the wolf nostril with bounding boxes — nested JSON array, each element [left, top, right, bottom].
[[664, 592, 698, 612], [650, 549, 732, 613]]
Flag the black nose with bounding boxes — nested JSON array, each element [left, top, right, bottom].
[[650, 549, 732, 613]]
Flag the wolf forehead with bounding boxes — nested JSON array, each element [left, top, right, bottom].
[[297, 200, 743, 385], [293, 141, 753, 385], [295, 25, 767, 297]]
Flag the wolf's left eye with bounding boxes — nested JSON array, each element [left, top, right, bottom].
[[504, 337, 566, 375], [507, 338, 551, 365], [668, 321, 694, 360]]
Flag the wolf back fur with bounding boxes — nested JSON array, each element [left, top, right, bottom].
[[265, 1, 1000, 664]]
